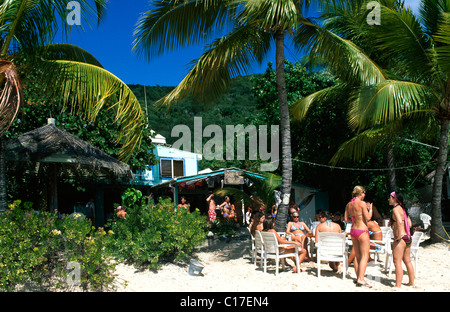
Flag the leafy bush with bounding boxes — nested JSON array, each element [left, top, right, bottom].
[[106, 194, 208, 270], [0, 200, 116, 292], [208, 220, 238, 236]]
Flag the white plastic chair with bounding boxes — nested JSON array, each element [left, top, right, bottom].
[[344, 222, 352, 234], [260, 231, 300, 275], [410, 231, 424, 277], [369, 227, 392, 263], [310, 221, 320, 235], [316, 232, 348, 279], [420, 213, 431, 230], [248, 228, 256, 263], [386, 231, 424, 278], [254, 230, 264, 269]]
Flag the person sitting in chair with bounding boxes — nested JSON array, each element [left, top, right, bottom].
[[263, 218, 307, 273], [315, 211, 343, 272]]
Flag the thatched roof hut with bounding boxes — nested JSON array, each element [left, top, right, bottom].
[[4, 120, 133, 180], [4, 119, 133, 215]]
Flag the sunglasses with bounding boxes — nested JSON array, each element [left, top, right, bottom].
[[293, 216, 299, 218]]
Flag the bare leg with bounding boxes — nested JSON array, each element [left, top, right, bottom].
[[393, 239, 406, 287], [356, 232, 370, 285], [352, 238, 360, 279], [403, 245, 415, 286]]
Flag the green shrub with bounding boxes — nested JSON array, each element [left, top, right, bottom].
[[107, 195, 208, 270], [208, 220, 238, 236], [0, 201, 116, 292]]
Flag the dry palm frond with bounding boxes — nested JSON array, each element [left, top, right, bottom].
[[0, 60, 23, 136]]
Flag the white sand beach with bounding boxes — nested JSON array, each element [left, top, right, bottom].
[[112, 228, 450, 292]]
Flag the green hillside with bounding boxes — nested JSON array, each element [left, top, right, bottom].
[[128, 75, 259, 146]]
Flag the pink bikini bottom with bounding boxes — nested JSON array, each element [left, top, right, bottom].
[[350, 228, 369, 239]]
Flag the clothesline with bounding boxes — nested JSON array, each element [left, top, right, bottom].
[[291, 158, 438, 172]]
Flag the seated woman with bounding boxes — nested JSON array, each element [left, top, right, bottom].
[[286, 213, 312, 244], [348, 218, 384, 265], [368, 220, 383, 250], [249, 211, 265, 237], [263, 218, 307, 273]]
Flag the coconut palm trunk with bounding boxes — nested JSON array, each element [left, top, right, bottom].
[[274, 30, 292, 232], [431, 117, 449, 242], [386, 142, 397, 193]]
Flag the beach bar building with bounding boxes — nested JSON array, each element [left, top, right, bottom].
[[149, 167, 329, 224]]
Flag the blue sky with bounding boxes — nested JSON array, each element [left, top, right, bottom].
[[63, 0, 421, 87]]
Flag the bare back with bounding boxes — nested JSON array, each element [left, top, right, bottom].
[[346, 198, 371, 230], [315, 220, 341, 241]]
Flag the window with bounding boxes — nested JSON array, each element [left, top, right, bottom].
[[160, 159, 184, 178]]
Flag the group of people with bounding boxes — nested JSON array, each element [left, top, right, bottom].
[[248, 209, 313, 273], [345, 186, 414, 288], [206, 192, 237, 222], [247, 186, 415, 289]]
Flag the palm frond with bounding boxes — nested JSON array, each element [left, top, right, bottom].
[[240, 0, 302, 31], [419, 0, 450, 38], [0, 60, 23, 136], [38, 59, 145, 161], [0, 0, 108, 54], [31, 43, 104, 67], [434, 12, 450, 75], [368, 4, 434, 83], [348, 80, 434, 131], [154, 21, 272, 108], [290, 82, 351, 121], [330, 125, 393, 165], [293, 20, 387, 86], [133, 0, 232, 60]]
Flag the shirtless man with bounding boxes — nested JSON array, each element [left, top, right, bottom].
[[206, 192, 216, 222]]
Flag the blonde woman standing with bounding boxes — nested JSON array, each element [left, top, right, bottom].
[[345, 186, 373, 288]]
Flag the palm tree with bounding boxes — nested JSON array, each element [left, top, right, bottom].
[[353, 0, 450, 242], [0, 0, 146, 211], [292, 0, 449, 242], [133, 0, 328, 232]]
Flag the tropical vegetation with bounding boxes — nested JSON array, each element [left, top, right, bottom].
[[291, 0, 450, 242], [0, 0, 146, 211], [0, 199, 116, 292], [0, 188, 208, 291], [133, 0, 333, 232], [253, 60, 436, 214], [106, 189, 208, 270]]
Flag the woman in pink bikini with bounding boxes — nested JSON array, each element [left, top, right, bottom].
[[345, 185, 373, 288], [389, 191, 414, 288]]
